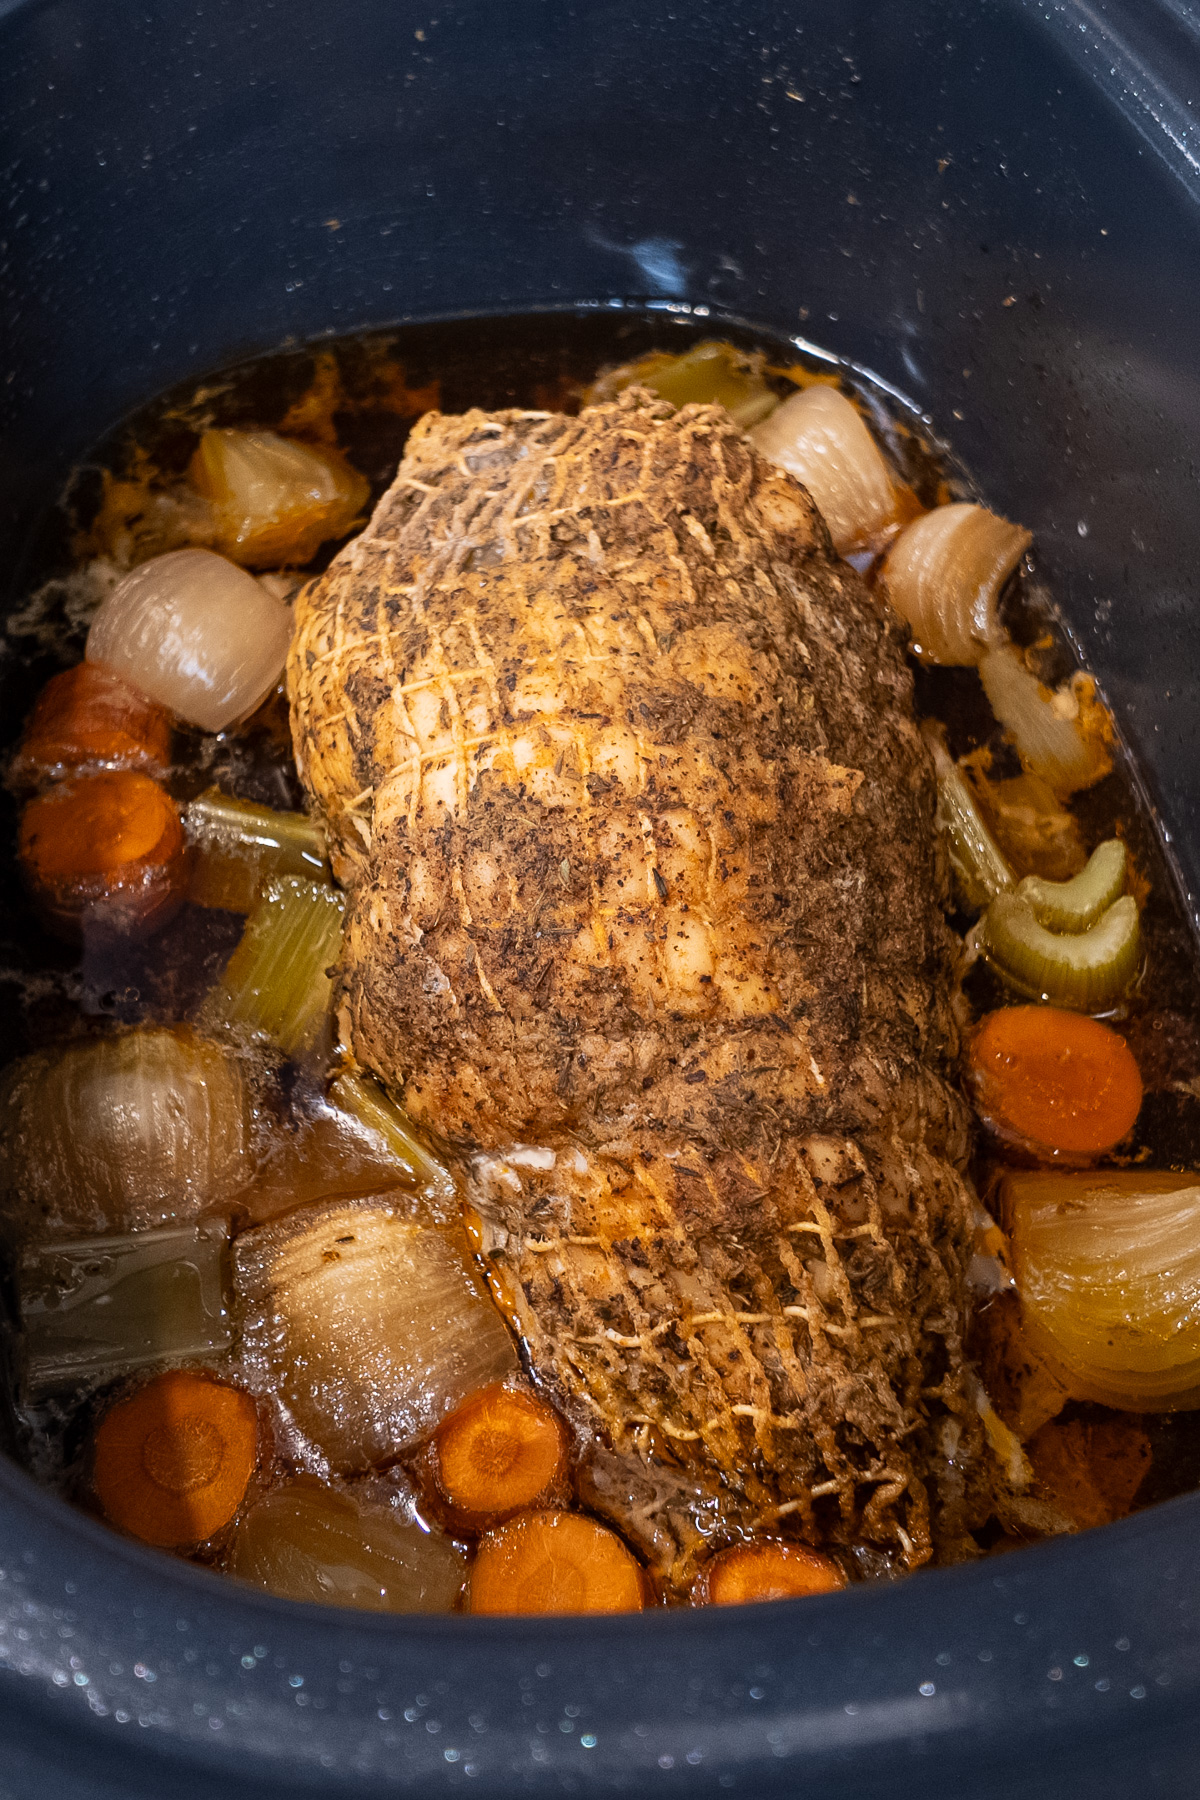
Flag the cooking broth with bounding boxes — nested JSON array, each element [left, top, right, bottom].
[[3, 309, 1199, 1611]]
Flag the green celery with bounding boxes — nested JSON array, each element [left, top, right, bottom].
[[187, 788, 328, 913], [204, 875, 344, 1062]]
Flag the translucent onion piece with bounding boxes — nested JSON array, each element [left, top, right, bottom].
[[230, 1479, 466, 1612], [234, 1199, 517, 1472], [926, 729, 1013, 910], [880, 502, 1030, 664], [204, 876, 344, 1063], [979, 645, 1111, 795], [750, 386, 895, 554], [19, 1220, 231, 1401], [328, 1069, 455, 1207], [1017, 838, 1127, 934], [1004, 1170, 1200, 1408], [0, 1027, 250, 1238], [87, 548, 293, 733], [190, 430, 371, 568], [186, 788, 328, 913], [589, 341, 778, 428], [979, 893, 1140, 1013]]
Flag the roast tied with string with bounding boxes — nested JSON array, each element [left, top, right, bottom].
[[288, 387, 984, 1590]]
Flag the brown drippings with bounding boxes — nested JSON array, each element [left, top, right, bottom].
[[962, 753, 1087, 881], [1027, 1413, 1152, 1530]]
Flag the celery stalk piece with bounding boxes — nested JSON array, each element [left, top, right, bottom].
[[926, 732, 1013, 911], [979, 893, 1140, 1012], [590, 341, 779, 428], [186, 788, 328, 913], [328, 1069, 455, 1207], [1016, 838, 1127, 935], [203, 875, 344, 1062], [19, 1219, 231, 1401]]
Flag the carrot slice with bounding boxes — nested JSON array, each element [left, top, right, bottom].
[[93, 1369, 258, 1547], [468, 1509, 645, 1615], [14, 662, 171, 787], [967, 1005, 1143, 1159], [432, 1384, 568, 1528], [692, 1541, 846, 1606], [18, 769, 189, 939]]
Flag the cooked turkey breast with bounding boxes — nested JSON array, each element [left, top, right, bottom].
[[288, 388, 983, 1589]]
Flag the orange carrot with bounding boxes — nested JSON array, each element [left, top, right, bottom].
[[19, 769, 189, 939], [13, 661, 171, 788], [692, 1540, 846, 1606], [93, 1369, 258, 1548], [468, 1509, 645, 1615], [967, 1005, 1143, 1160], [430, 1384, 568, 1529]]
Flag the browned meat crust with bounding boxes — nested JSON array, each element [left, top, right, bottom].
[[288, 389, 985, 1589]]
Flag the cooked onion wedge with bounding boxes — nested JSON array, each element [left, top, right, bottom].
[[979, 645, 1112, 796], [231, 1478, 466, 1611], [190, 429, 370, 568], [750, 385, 895, 554], [87, 548, 293, 733], [234, 1198, 517, 1472], [979, 893, 1140, 1012], [0, 1027, 250, 1238], [880, 502, 1030, 664], [589, 340, 778, 428], [1002, 1170, 1200, 1408]]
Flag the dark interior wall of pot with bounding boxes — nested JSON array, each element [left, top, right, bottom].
[[2, 0, 1200, 908]]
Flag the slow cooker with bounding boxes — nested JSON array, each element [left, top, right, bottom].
[[3, 0, 1200, 1793]]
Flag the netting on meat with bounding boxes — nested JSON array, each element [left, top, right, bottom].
[[471, 1083, 980, 1576]]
